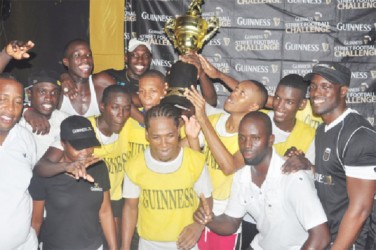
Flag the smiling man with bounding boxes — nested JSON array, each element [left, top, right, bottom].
[[19, 70, 68, 160], [304, 62, 376, 249], [268, 74, 315, 162], [121, 103, 212, 250], [0, 75, 38, 249]]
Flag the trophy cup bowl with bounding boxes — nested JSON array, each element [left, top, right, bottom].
[[164, 0, 219, 55]]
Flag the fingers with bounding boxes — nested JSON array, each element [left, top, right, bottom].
[[200, 193, 211, 216]]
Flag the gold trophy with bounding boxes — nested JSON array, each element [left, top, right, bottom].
[[164, 0, 220, 55]]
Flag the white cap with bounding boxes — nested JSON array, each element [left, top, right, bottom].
[[128, 38, 152, 53]]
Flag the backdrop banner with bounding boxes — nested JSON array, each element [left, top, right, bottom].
[[125, 0, 376, 128]]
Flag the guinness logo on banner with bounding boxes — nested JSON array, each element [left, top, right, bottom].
[[261, 76, 270, 85], [273, 17, 281, 26], [223, 37, 231, 46], [322, 43, 330, 52], [271, 64, 279, 73], [314, 12, 322, 21], [214, 53, 222, 62], [371, 71, 376, 79], [367, 117, 374, 126], [264, 30, 272, 38]]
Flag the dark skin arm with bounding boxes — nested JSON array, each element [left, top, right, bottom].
[[99, 191, 118, 250], [121, 198, 139, 250], [194, 194, 242, 235], [31, 200, 45, 236], [177, 196, 213, 249], [34, 146, 100, 181], [181, 53, 217, 106], [331, 177, 376, 249], [198, 55, 275, 109], [302, 223, 330, 250], [0, 40, 34, 72], [185, 86, 244, 175], [198, 55, 238, 91]]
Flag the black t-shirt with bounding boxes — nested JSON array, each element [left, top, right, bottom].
[[103, 68, 139, 93], [29, 161, 110, 250], [314, 110, 376, 240]]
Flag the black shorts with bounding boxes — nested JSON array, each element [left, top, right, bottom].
[[111, 198, 124, 218]]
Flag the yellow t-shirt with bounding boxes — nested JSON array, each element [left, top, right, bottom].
[[274, 119, 315, 157], [89, 116, 129, 201], [296, 102, 322, 129], [126, 147, 205, 242], [124, 117, 149, 160], [204, 113, 238, 201]]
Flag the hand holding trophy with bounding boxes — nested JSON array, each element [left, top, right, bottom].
[[164, 0, 220, 55]]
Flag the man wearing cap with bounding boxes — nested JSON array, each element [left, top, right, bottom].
[[105, 38, 217, 108], [24, 39, 117, 135], [105, 38, 152, 94], [304, 62, 376, 248], [19, 70, 68, 160], [29, 115, 117, 250]]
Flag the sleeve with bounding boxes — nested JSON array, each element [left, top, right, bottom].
[[286, 171, 327, 230], [28, 174, 47, 201], [50, 139, 63, 150], [90, 161, 111, 192], [224, 169, 247, 219], [122, 173, 141, 198], [343, 128, 376, 180], [193, 164, 212, 198]]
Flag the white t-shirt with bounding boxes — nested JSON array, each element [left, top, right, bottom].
[[123, 147, 212, 250], [59, 75, 100, 117], [19, 109, 69, 160], [268, 111, 315, 164], [0, 124, 38, 249], [225, 149, 327, 250]]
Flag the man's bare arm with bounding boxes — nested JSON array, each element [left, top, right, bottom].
[[331, 177, 376, 249]]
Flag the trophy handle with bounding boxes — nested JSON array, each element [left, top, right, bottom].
[[203, 17, 220, 43], [164, 18, 178, 48]]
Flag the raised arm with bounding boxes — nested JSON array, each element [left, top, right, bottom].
[[185, 86, 244, 175], [181, 53, 217, 106], [0, 40, 34, 72], [198, 55, 239, 91]]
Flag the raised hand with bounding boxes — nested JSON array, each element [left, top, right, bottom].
[[194, 193, 213, 225], [5, 40, 35, 60], [180, 52, 202, 78], [198, 54, 221, 79], [184, 85, 206, 124], [182, 114, 201, 139]]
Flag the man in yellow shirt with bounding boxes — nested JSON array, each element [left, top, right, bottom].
[[121, 103, 213, 250]]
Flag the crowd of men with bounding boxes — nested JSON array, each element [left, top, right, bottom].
[[0, 37, 375, 250]]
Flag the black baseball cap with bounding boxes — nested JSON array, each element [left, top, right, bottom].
[[60, 116, 100, 150], [304, 62, 351, 86], [27, 70, 61, 88]]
